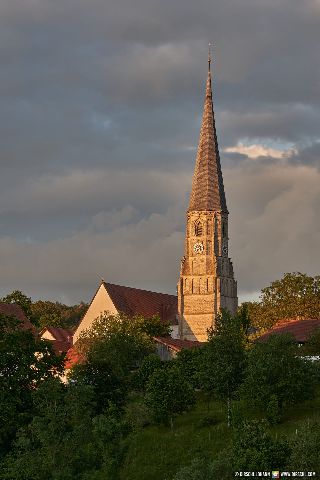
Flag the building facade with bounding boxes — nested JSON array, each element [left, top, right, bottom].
[[178, 58, 238, 341]]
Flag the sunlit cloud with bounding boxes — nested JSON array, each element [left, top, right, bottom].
[[224, 142, 298, 159]]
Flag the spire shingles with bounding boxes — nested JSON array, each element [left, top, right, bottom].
[[188, 64, 228, 213]]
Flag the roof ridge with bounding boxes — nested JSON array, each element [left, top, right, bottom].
[[104, 281, 177, 298]]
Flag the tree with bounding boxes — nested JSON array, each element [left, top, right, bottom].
[[145, 365, 195, 427], [31, 300, 64, 328], [1, 291, 34, 324], [289, 421, 320, 471], [241, 333, 316, 420], [133, 315, 170, 338], [245, 272, 320, 331], [172, 458, 213, 480], [0, 313, 63, 457], [134, 353, 163, 392], [200, 310, 246, 426], [232, 420, 290, 471], [76, 313, 157, 381], [69, 353, 127, 412], [31, 300, 88, 330], [2, 378, 131, 480], [175, 346, 204, 389]]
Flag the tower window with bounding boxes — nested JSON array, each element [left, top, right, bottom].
[[194, 222, 203, 236]]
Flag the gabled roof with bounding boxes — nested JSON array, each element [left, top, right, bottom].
[[103, 282, 178, 325], [0, 302, 36, 333], [40, 327, 73, 355], [188, 60, 227, 213], [257, 318, 320, 343], [40, 326, 73, 342], [154, 336, 203, 352]]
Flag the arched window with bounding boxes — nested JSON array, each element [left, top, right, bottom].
[[194, 221, 203, 236]]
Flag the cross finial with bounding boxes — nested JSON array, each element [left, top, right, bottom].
[[208, 42, 213, 71]]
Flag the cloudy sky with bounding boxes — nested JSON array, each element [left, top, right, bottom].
[[0, 0, 319, 304]]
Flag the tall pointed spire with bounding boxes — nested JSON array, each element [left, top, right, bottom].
[[188, 51, 228, 213]]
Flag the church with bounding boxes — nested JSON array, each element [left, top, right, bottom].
[[73, 56, 238, 344]]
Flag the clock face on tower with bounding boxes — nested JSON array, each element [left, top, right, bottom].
[[193, 242, 204, 254]]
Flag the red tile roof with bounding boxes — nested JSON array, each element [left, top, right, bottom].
[[154, 336, 203, 352], [0, 302, 36, 333], [104, 282, 178, 325], [40, 327, 73, 354], [40, 326, 73, 342], [257, 318, 320, 343], [65, 345, 84, 370]]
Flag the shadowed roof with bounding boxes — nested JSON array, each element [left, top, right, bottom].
[[0, 302, 36, 333], [40, 326, 73, 342], [40, 326, 73, 355], [257, 318, 320, 343], [103, 282, 178, 325], [154, 336, 203, 352]]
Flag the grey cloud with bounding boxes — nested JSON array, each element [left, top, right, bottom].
[[226, 162, 320, 295], [0, 0, 319, 303]]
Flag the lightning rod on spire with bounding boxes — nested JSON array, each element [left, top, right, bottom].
[[208, 42, 213, 71]]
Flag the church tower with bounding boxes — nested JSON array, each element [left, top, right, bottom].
[[177, 54, 238, 341]]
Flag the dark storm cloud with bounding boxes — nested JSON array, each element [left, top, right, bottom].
[[0, 0, 319, 302]]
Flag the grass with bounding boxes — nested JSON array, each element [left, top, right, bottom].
[[119, 391, 320, 480]]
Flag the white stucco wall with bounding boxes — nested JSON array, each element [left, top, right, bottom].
[[73, 284, 118, 343], [41, 330, 55, 340], [170, 325, 179, 339]]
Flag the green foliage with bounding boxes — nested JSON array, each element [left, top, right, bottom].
[[31, 300, 88, 329], [133, 315, 170, 338], [266, 394, 281, 425], [78, 313, 154, 353], [134, 354, 163, 392], [0, 313, 63, 457], [289, 421, 320, 471], [200, 310, 246, 425], [76, 313, 158, 383], [1, 291, 34, 323], [172, 458, 213, 480], [69, 357, 127, 412], [302, 327, 320, 356], [124, 395, 151, 429], [2, 380, 130, 480], [145, 366, 195, 426], [237, 303, 251, 337], [173, 451, 236, 480], [241, 333, 316, 417], [245, 272, 320, 331], [232, 420, 290, 471], [175, 347, 204, 389], [1, 291, 87, 329]]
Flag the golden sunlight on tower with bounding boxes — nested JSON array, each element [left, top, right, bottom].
[[177, 54, 238, 341]]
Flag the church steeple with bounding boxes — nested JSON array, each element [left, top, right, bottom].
[[177, 52, 238, 341], [188, 53, 227, 213]]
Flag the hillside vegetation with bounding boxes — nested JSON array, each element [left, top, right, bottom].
[[1, 273, 320, 479]]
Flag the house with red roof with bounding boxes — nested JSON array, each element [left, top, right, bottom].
[[40, 326, 73, 355], [256, 318, 320, 345], [154, 336, 203, 360], [63, 280, 206, 369], [0, 302, 36, 334], [73, 281, 179, 344]]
